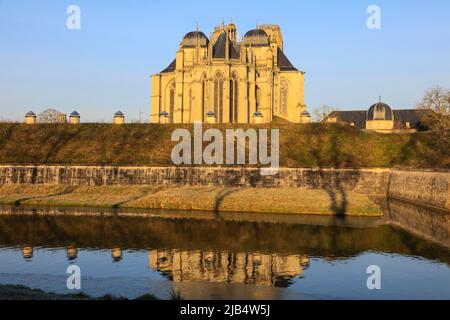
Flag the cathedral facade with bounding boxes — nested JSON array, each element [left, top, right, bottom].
[[151, 22, 309, 124]]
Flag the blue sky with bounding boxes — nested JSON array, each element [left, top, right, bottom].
[[0, 0, 449, 122]]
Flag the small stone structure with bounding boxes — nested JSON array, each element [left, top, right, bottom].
[[113, 111, 125, 124], [252, 111, 263, 124], [159, 111, 170, 124], [58, 113, 67, 123], [69, 111, 80, 124], [205, 111, 216, 124], [299, 111, 311, 123], [24, 111, 36, 124]]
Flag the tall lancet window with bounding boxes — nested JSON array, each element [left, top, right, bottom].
[[214, 72, 224, 123], [188, 87, 192, 123], [280, 79, 288, 115], [230, 73, 239, 123], [256, 86, 261, 111], [201, 74, 207, 122], [169, 81, 176, 123]]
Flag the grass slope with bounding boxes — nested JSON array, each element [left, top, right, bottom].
[[0, 184, 382, 216], [0, 123, 448, 168]]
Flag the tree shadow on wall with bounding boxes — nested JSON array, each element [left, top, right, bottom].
[[308, 132, 360, 217]]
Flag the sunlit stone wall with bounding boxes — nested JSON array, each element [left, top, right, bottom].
[[0, 165, 448, 210], [0, 165, 390, 194], [388, 169, 450, 211]]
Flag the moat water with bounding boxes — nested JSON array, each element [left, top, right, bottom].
[[0, 199, 449, 300]]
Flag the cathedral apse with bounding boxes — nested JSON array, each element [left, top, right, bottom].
[[151, 22, 309, 124]]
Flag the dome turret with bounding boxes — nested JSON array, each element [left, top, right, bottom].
[[367, 101, 393, 121], [180, 31, 209, 48], [243, 29, 269, 46]]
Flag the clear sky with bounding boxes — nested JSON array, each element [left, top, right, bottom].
[[0, 0, 449, 122]]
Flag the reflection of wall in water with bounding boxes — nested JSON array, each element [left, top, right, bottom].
[[387, 199, 450, 248], [148, 250, 310, 287]]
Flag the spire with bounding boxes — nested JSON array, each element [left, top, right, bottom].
[[195, 22, 200, 64], [225, 27, 230, 63], [256, 19, 259, 29]]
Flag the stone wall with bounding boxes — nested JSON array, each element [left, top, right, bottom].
[[387, 169, 450, 211], [0, 165, 448, 211], [0, 165, 390, 195]]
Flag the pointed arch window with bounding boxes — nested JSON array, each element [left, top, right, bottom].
[[256, 86, 261, 111], [169, 81, 176, 123], [214, 73, 224, 123], [280, 79, 288, 115], [201, 75, 207, 122], [230, 73, 239, 123], [188, 87, 192, 123]]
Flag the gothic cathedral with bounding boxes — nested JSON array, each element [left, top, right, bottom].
[[151, 22, 310, 124]]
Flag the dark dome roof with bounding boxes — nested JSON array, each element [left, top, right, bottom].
[[114, 111, 124, 116], [367, 102, 393, 121], [70, 111, 80, 116], [180, 31, 209, 48], [26, 111, 36, 116], [244, 29, 269, 46]]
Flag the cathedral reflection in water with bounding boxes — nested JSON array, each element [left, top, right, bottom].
[[148, 250, 310, 287], [19, 245, 310, 287]]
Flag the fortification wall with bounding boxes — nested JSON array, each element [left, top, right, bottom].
[[0, 166, 390, 194], [387, 169, 450, 211], [0, 165, 448, 211]]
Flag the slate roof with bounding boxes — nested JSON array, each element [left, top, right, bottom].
[[180, 31, 209, 48], [277, 48, 297, 71], [327, 109, 425, 130], [160, 59, 176, 73], [243, 29, 269, 46], [213, 32, 239, 59], [393, 109, 423, 129], [327, 111, 368, 129]]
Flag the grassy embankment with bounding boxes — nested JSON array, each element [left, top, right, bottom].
[[0, 122, 448, 168], [0, 123, 448, 216], [0, 184, 381, 216]]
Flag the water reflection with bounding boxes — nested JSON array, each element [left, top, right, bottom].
[[21, 246, 33, 261], [0, 199, 449, 299], [148, 250, 310, 287], [66, 246, 77, 261], [112, 248, 123, 263]]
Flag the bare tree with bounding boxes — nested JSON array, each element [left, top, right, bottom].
[[312, 105, 335, 122], [38, 108, 62, 123], [417, 87, 450, 131]]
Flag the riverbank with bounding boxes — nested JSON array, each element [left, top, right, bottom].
[[0, 184, 382, 216], [0, 284, 159, 300]]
